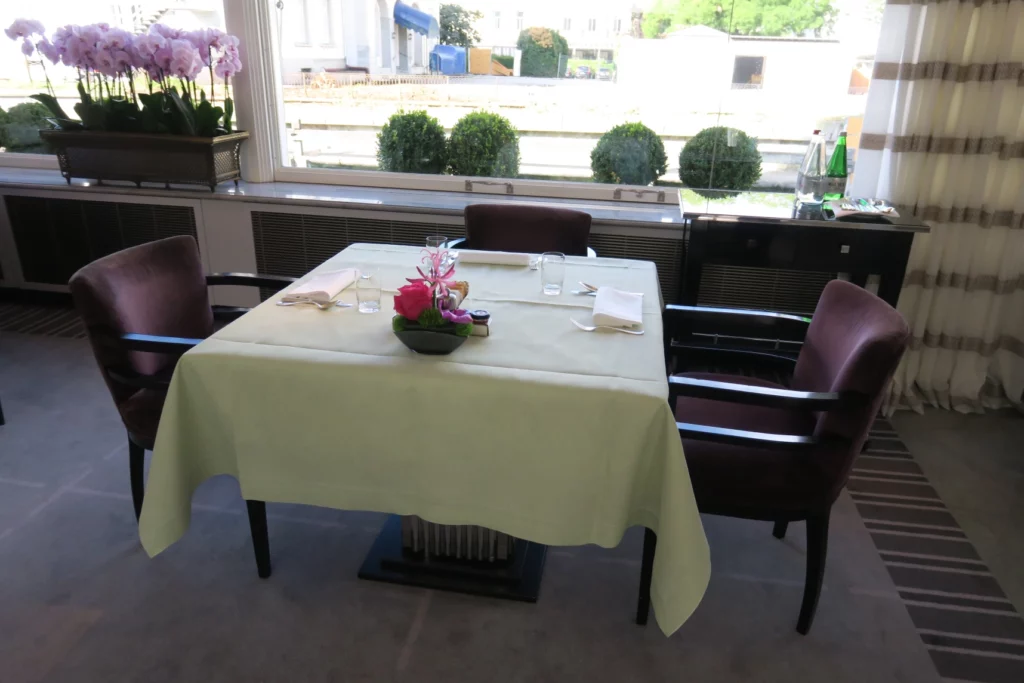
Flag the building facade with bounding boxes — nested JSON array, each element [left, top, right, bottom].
[[279, 0, 440, 76], [461, 0, 633, 61]]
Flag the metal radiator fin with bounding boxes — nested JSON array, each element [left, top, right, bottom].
[[4, 195, 196, 286], [697, 264, 835, 315]]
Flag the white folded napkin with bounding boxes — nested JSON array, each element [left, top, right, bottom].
[[592, 287, 644, 328], [282, 269, 357, 304], [456, 250, 532, 267]]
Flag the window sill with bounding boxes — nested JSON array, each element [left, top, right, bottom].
[[0, 168, 686, 227]]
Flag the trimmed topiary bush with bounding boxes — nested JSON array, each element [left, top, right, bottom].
[[679, 126, 762, 192], [376, 110, 447, 174], [516, 27, 569, 78], [590, 122, 667, 186], [0, 102, 54, 152], [447, 111, 519, 178]]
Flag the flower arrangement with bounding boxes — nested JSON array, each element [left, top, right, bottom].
[[393, 248, 473, 338], [5, 18, 242, 137]]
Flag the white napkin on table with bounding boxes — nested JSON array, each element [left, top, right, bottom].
[[281, 269, 357, 304], [456, 250, 532, 267], [592, 287, 644, 328]]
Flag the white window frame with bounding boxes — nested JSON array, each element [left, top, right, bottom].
[[0, 1, 684, 205]]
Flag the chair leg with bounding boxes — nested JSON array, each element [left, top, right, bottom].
[[797, 510, 830, 635], [246, 500, 272, 578], [773, 521, 789, 539], [128, 438, 145, 522], [0, 396, 6, 425], [636, 528, 657, 625]]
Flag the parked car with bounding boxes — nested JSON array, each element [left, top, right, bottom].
[[575, 65, 592, 79], [597, 67, 612, 81]]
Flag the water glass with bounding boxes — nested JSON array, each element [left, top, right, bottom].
[[356, 271, 381, 313], [540, 252, 566, 295], [425, 235, 448, 249]]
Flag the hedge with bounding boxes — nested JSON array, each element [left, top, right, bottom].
[[679, 126, 762, 192], [376, 110, 447, 174], [447, 111, 520, 178], [590, 122, 667, 186]]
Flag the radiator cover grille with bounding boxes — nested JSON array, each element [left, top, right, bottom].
[[696, 264, 835, 315], [252, 211, 463, 277], [4, 195, 196, 285]]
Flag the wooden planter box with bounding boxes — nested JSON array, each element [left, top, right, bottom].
[[40, 130, 249, 191]]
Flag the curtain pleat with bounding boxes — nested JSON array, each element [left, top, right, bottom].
[[852, 0, 1024, 414]]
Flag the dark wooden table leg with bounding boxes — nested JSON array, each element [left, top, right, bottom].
[[876, 234, 914, 308], [246, 500, 272, 578], [636, 527, 657, 625]]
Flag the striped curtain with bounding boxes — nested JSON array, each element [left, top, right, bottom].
[[851, 0, 1024, 413]]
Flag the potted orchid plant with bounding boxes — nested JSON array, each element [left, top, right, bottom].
[[5, 18, 247, 190], [392, 248, 474, 355]]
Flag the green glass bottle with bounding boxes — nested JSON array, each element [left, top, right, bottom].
[[823, 131, 848, 201]]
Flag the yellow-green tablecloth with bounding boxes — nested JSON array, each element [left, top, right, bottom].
[[140, 243, 710, 636]]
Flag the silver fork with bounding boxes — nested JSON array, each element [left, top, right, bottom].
[[570, 318, 645, 335]]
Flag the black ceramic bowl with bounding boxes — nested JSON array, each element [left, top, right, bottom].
[[394, 329, 468, 355]]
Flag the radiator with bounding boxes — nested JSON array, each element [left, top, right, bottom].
[[400, 516, 516, 562]]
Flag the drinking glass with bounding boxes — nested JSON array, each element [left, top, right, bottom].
[[425, 235, 448, 249], [356, 270, 381, 313], [540, 252, 566, 295]]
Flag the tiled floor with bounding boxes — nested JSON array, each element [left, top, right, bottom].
[[1, 330, 1021, 682]]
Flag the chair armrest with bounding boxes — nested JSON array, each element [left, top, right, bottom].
[[665, 305, 811, 327], [677, 422, 821, 451], [206, 273, 297, 289], [669, 375, 863, 411], [120, 333, 203, 355]]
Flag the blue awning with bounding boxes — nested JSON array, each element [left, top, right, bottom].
[[394, 2, 439, 38]]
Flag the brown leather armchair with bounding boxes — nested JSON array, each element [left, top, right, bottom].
[[636, 280, 909, 634], [448, 203, 596, 257], [68, 236, 294, 529]]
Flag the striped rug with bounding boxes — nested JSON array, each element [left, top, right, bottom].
[[0, 303, 85, 338], [853, 419, 1024, 683]]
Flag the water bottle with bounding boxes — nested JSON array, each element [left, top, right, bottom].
[[796, 129, 827, 205], [824, 131, 849, 201]]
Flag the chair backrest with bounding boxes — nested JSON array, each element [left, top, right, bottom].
[[69, 236, 213, 405], [791, 280, 910, 494], [464, 203, 592, 256]]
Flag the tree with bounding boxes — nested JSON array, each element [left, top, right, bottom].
[[643, 0, 838, 38], [516, 27, 570, 78], [440, 4, 482, 47]]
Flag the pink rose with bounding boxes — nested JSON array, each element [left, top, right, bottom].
[[394, 282, 433, 321]]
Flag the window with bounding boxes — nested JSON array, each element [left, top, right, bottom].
[[517, 12, 524, 31], [494, 11, 501, 30], [731, 56, 765, 89], [0, 1, 890, 203], [312, 0, 334, 46], [290, 0, 311, 45], [268, 1, 886, 201]]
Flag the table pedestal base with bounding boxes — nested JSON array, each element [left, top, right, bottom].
[[358, 515, 547, 602]]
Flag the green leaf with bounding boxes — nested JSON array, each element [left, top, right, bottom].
[[454, 323, 474, 337], [193, 99, 224, 137], [73, 101, 107, 131], [417, 307, 444, 328], [29, 94, 71, 122], [392, 315, 408, 332], [165, 89, 197, 136], [223, 98, 234, 133]]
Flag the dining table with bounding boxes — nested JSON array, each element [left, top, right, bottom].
[[139, 242, 711, 636]]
